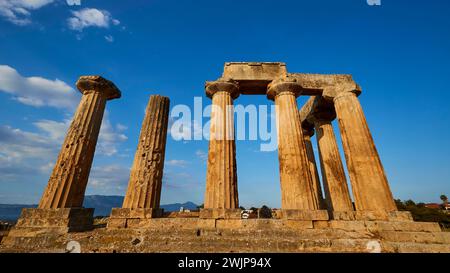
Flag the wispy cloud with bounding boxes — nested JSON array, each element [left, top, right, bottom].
[[88, 164, 130, 194], [67, 8, 120, 31], [0, 65, 79, 109], [195, 150, 207, 160], [0, 0, 55, 26], [166, 159, 189, 168], [104, 34, 114, 42]]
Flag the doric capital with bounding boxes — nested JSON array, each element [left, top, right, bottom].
[[76, 76, 121, 100], [205, 77, 240, 99], [267, 76, 303, 100], [333, 89, 358, 102], [307, 109, 336, 125], [302, 122, 315, 137]]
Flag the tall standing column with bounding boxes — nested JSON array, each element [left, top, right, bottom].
[[122, 95, 170, 210], [314, 118, 354, 212], [333, 91, 396, 212], [267, 77, 320, 212], [201, 78, 240, 218], [39, 76, 121, 209], [302, 125, 326, 210]]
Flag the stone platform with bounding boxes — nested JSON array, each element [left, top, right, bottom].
[[13, 208, 94, 233], [1, 216, 449, 253]]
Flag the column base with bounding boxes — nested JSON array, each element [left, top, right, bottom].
[[14, 208, 94, 232], [107, 208, 164, 228], [277, 209, 329, 220], [331, 210, 413, 221], [199, 208, 242, 219]]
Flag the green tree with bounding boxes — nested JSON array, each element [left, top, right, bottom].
[[440, 195, 448, 205], [395, 199, 450, 230], [196, 204, 204, 209], [259, 205, 272, 219]]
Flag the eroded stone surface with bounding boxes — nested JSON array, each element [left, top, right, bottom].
[[39, 76, 120, 209], [2, 218, 449, 253], [122, 95, 170, 209]]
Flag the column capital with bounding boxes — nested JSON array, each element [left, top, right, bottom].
[[308, 109, 336, 125], [332, 90, 358, 102], [302, 122, 315, 137], [76, 76, 121, 100], [205, 77, 239, 99], [267, 76, 303, 100]]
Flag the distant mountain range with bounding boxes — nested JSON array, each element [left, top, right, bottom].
[[0, 195, 199, 221]]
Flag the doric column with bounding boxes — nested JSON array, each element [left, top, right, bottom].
[[39, 76, 121, 209], [203, 78, 239, 212], [333, 91, 396, 212], [267, 77, 319, 211], [122, 95, 170, 209], [313, 118, 354, 212], [302, 125, 326, 210]]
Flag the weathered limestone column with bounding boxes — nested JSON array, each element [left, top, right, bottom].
[[108, 95, 170, 227], [334, 91, 396, 212], [14, 76, 121, 232], [313, 118, 354, 212], [302, 125, 326, 210], [39, 76, 121, 209], [200, 78, 240, 219], [123, 95, 170, 209], [268, 77, 327, 220]]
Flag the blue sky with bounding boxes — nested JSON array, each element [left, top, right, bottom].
[[0, 0, 449, 207]]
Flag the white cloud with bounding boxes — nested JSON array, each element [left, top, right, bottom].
[[34, 119, 70, 142], [0, 116, 128, 186], [195, 150, 207, 160], [88, 164, 130, 193], [97, 114, 128, 156], [104, 34, 114, 42], [0, 0, 55, 25], [0, 65, 79, 109], [67, 8, 120, 31], [66, 0, 81, 6], [116, 123, 127, 131], [166, 159, 189, 168]]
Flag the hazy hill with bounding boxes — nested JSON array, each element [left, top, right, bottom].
[[0, 195, 198, 220]]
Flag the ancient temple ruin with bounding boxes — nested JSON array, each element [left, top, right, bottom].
[[1, 63, 449, 253]]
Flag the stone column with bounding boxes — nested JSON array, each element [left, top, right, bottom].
[[13, 76, 121, 232], [124, 95, 170, 209], [267, 77, 327, 220], [200, 78, 240, 219], [39, 76, 121, 209], [334, 91, 396, 212], [314, 118, 354, 212], [302, 125, 326, 210], [108, 96, 170, 227]]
